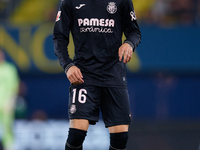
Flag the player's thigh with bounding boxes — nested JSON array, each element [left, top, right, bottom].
[[108, 124, 129, 133], [68, 83, 101, 125], [69, 119, 89, 131], [101, 87, 131, 128]]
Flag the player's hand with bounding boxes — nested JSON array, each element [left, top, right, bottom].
[[118, 43, 133, 63], [66, 66, 84, 85]]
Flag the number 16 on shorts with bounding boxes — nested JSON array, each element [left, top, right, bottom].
[[72, 88, 87, 104], [69, 87, 88, 115]]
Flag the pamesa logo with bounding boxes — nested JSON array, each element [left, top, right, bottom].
[[77, 18, 115, 33]]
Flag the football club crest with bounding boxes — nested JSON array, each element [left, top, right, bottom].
[[107, 2, 117, 14], [70, 104, 76, 114]]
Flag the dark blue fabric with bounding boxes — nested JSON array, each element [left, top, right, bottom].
[[65, 128, 87, 150]]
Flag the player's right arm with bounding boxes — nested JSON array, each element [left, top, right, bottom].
[[53, 0, 72, 70], [66, 66, 84, 85], [53, 0, 84, 85]]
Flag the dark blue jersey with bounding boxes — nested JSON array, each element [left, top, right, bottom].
[[53, 0, 141, 87]]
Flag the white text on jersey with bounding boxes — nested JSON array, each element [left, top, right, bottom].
[[78, 18, 115, 27]]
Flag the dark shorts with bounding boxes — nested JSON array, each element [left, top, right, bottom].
[[68, 83, 131, 127]]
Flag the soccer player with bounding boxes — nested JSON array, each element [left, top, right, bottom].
[[0, 50, 19, 150], [53, 0, 141, 149]]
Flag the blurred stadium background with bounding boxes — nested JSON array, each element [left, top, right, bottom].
[[0, 0, 200, 149]]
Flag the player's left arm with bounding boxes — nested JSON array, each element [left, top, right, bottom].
[[119, 0, 141, 63], [118, 43, 133, 63]]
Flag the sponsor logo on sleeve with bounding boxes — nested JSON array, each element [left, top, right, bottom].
[[56, 11, 61, 22]]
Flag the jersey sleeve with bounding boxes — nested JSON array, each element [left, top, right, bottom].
[[53, 0, 74, 70], [122, 0, 141, 51]]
